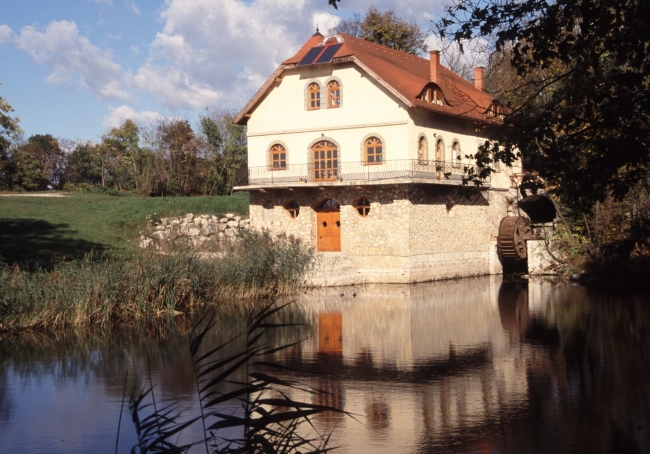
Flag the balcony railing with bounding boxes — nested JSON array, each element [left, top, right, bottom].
[[244, 159, 490, 186]]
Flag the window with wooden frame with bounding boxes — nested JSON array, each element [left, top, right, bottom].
[[364, 137, 383, 165], [418, 85, 445, 106], [327, 80, 341, 108], [418, 136, 428, 163], [354, 196, 370, 217], [269, 144, 287, 170], [307, 82, 321, 110], [486, 101, 508, 119], [451, 140, 461, 168], [312, 140, 338, 181], [284, 200, 300, 218]]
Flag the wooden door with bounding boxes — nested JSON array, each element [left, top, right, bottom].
[[317, 209, 341, 252]]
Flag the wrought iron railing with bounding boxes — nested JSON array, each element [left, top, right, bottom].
[[244, 159, 489, 186]]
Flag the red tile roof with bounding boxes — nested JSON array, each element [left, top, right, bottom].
[[234, 33, 501, 125]]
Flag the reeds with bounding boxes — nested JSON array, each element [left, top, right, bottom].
[[127, 302, 345, 453], [0, 231, 314, 331]]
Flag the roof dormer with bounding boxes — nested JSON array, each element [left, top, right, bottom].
[[485, 100, 509, 119], [417, 83, 446, 106]]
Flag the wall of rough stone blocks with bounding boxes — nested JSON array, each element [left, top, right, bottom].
[[248, 183, 514, 283]]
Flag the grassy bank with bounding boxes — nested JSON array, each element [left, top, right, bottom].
[[0, 192, 249, 265], [0, 231, 314, 331]]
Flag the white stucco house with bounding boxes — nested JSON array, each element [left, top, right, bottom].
[[233, 31, 522, 284]]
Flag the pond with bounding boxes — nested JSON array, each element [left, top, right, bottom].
[[1, 276, 649, 453]]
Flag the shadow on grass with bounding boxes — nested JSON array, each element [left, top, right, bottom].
[[0, 218, 108, 268]]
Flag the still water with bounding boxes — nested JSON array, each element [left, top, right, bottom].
[[1, 276, 649, 453]]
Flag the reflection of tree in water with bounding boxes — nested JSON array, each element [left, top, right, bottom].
[[0, 371, 13, 424]]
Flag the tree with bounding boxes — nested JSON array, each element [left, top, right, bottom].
[[12, 134, 65, 190], [436, 0, 650, 211], [329, 6, 428, 55], [199, 109, 247, 196], [101, 119, 150, 192], [63, 141, 103, 187], [0, 93, 21, 190]]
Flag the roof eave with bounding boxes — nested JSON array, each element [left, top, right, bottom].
[[412, 102, 504, 125], [232, 65, 287, 125]]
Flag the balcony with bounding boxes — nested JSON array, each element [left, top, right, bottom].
[[237, 159, 490, 189]]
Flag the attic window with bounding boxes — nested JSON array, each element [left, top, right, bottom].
[[418, 86, 445, 106], [486, 101, 508, 119]]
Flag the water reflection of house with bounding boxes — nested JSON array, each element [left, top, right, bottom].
[[284, 277, 562, 452], [318, 312, 343, 355], [315, 312, 345, 426]]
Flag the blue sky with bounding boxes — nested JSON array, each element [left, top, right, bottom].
[[1, 0, 446, 142]]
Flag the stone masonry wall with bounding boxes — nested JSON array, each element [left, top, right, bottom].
[[408, 185, 515, 281], [140, 213, 250, 252], [249, 184, 513, 283]]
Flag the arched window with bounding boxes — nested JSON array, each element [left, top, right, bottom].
[[308, 83, 321, 110], [269, 144, 287, 170], [354, 196, 370, 217], [284, 200, 300, 218], [327, 80, 341, 108], [418, 85, 445, 106], [486, 101, 508, 119], [418, 136, 428, 163], [451, 140, 461, 168], [436, 138, 444, 163], [312, 141, 338, 181], [364, 137, 383, 165]]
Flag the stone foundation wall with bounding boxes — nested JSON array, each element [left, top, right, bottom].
[[248, 183, 513, 284], [140, 213, 250, 252]]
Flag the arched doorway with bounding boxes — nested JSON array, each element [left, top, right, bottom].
[[316, 198, 341, 252]]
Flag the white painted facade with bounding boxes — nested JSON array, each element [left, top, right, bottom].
[[235, 34, 523, 284]]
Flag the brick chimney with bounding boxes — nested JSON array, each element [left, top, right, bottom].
[[474, 67, 485, 91], [429, 50, 440, 84]]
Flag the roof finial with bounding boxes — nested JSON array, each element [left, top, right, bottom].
[[316, 24, 320, 33]]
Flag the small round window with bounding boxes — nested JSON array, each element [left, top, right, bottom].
[[285, 200, 300, 218], [354, 196, 370, 217]]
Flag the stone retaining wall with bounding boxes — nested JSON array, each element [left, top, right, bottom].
[[140, 213, 250, 252]]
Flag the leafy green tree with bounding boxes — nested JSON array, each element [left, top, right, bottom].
[[150, 119, 198, 196], [63, 142, 103, 187], [329, 6, 428, 55], [0, 93, 22, 190], [12, 134, 65, 190], [101, 119, 150, 192], [436, 0, 650, 210], [199, 109, 247, 196]]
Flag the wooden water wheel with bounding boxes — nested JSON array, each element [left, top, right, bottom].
[[497, 216, 532, 260]]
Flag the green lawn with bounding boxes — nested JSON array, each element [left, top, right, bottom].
[[0, 192, 249, 265]]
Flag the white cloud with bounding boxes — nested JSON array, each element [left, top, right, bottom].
[[104, 105, 163, 129], [126, 0, 141, 15], [91, 0, 114, 6], [134, 0, 336, 110], [10, 20, 131, 101], [312, 12, 340, 35], [0, 24, 16, 44]]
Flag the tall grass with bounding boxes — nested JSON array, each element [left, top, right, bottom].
[[0, 231, 314, 331], [127, 302, 345, 453]]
